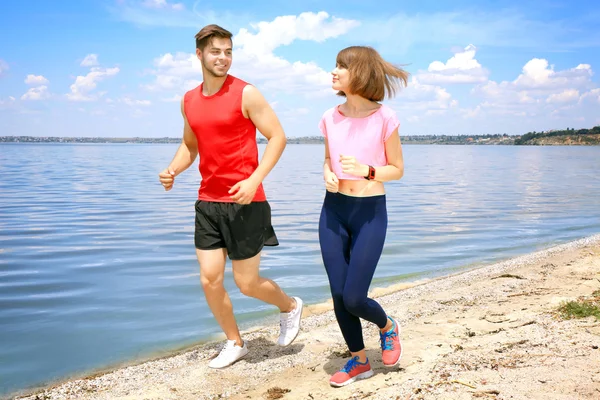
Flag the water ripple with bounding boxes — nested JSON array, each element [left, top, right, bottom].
[[0, 143, 599, 396]]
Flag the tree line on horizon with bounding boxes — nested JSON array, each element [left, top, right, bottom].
[[1, 125, 599, 144], [514, 125, 600, 145]]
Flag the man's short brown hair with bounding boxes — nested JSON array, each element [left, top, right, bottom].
[[336, 46, 409, 101], [195, 24, 233, 50]]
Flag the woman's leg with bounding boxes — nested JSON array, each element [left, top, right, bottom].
[[319, 195, 366, 354], [342, 196, 388, 330]]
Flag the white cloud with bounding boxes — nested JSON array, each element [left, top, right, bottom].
[[67, 67, 120, 102], [81, 54, 99, 67], [21, 86, 50, 101], [25, 74, 49, 86], [547, 89, 580, 104], [120, 97, 151, 106], [162, 94, 182, 102], [132, 108, 150, 118], [383, 77, 458, 128], [390, 77, 455, 112], [0, 59, 8, 76], [580, 88, 600, 104], [230, 53, 332, 95], [383, 52, 597, 133], [461, 105, 482, 119], [141, 0, 184, 10], [448, 57, 600, 131], [475, 81, 538, 106], [231, 12, 358, 95], [144, 12, 358, 97], [417, 44, 489, 84], [277, 106, 311, 120], [513, 59, 593, 91], [143, 52, 200, 91], [0, 96, 16, 108], [473, 58, 595, 112], [235, 12, 360, 55]]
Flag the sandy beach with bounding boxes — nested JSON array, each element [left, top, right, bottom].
[[12, 234, 600, 400]]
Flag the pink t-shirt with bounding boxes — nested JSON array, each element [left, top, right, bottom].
[[318, 104, 400, 180]]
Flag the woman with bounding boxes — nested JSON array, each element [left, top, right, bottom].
[[318, 46, 408, 387]]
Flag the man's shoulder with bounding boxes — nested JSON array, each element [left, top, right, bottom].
[[229, 74, 252, 88], [184, 84, 202, 100]]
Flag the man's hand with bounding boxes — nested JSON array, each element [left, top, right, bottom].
[[158, 168, 176, 191], [340, 155, 368, 178], [229, 178, 260, 204], [324, 171, 339, 193]]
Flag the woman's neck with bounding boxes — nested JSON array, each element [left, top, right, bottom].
[[340, 94, 380, 117]]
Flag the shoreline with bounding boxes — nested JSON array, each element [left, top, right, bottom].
[[10, 233, 600, 400]]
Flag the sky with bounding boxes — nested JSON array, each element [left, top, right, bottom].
[[0, 0, 599, 138]]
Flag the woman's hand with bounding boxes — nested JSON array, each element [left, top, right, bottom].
[[324, 171, 339, 193], [339, 155, 368, 178]]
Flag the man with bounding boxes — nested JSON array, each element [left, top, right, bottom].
[[158, 24, 303, 369]]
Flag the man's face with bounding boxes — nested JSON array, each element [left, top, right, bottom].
[[197, 37, 232, 78]]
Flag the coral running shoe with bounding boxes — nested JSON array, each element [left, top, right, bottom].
[[329, 356, 374, 387], [380, 316, 402, 367]]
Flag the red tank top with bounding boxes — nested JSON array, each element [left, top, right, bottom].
[[183, 75, 266, 202]]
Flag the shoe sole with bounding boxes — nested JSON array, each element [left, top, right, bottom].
[[208, 349, 249, 369], [330, 370, 374, 387], [383, 317, 403, 368], [278, 297, 304, 347]]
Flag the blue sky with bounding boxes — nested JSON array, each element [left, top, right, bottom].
[[1, 0, 599, 137]]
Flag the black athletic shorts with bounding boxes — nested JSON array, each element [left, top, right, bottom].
[[194, 200, 279, 260]]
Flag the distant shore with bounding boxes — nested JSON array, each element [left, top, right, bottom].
[[2, 130, 599, 146], [11, 233, 600, 400], [2, 135, 512, 145]]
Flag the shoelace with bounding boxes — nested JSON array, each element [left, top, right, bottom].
[[280, 310, 296, 332], [380, 329, 397, 351], [341, 356, 362, 373], [215, 341, 235, 360]]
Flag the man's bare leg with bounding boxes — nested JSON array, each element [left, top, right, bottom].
[[197, 248, 242, 346], [232, 252, 295, 312]]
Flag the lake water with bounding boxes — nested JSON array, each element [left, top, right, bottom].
[[1, 143, 599, 396]]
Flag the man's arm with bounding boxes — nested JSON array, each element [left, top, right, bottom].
[[158, 98, 198, 191], [243, 84, 286, 183], [228, 85, 286, 203]]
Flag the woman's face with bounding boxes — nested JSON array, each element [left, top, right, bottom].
[[331, 63, 350, 92]]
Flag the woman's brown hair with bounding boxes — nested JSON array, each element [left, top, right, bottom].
[[336, 46, 409, 101]]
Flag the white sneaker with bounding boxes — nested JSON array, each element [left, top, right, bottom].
[[208, 340, 248, 369], [278, 296, 303, 346]]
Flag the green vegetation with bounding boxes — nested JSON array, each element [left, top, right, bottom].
[[515, 126, 600, 145], [557, 291, 600, 321]]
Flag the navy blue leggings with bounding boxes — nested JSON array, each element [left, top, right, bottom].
[[318, 191, 389, 352]]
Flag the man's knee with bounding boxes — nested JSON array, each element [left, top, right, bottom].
[[197, 248, 227, 292], [235, 276, 260, 297], [200, 271, 225, 292], [232, 254, 262, 297]]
